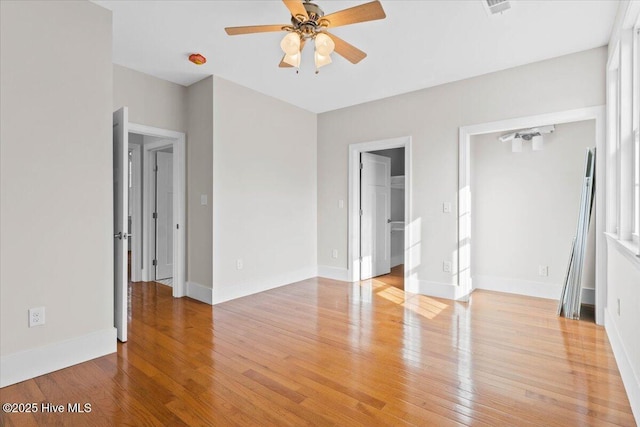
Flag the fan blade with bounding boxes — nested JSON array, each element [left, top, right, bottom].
[[321, 1, 386, 28], [282, 0, 309, 21], [225, 24, 287, 36], [279, 57, 293, 68], [324, 32, 367, 64], [279, 39, 306, 67]]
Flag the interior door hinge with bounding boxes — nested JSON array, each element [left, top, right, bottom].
[[176, 224, 179, 230], [360, 163, 363, 170], [152, 212, 157, 219], [359, 209, 363, 216], [152, 259, 157, 266], [154, 165, 159, 172]]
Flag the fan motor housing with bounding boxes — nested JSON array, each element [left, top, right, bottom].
[[291, 2, 324, 25]]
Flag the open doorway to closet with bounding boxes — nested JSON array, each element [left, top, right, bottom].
[[348, 136, 412, 291], [365, 148, 406, 290], [458, 106, 606, 323]]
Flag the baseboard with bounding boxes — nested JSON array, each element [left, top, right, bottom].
[[605, 308, 640, 425], [186, 281, 213, 305], [0, 327, 117, 388], [581, 288, 595, 305], [473, 275, 596, 303], [317, 265, 350, 282], [213, 266, 317, 304], [473, 275, 561, 300], [406, 278, 471, 301]]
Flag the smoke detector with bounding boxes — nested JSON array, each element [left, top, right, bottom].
[[483, 0, 511, 17]]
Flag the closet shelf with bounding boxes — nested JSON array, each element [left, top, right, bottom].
[[390, 221, 404, 232], [390, 175, 405, 189]]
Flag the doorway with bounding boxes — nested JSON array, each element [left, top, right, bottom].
[[366, 148, 406, 290], [113, 106, 186, 342], [348, 136, 413, 291], [458, 106, 606, 323]]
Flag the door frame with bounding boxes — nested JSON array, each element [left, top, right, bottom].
[[458, 106, 606, 323], [129, 122, 186, 298], [348, 136, 413, 287]]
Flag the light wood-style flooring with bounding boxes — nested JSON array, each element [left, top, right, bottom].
[[0, 278, 634, 426], [375, 264, 404, 290]]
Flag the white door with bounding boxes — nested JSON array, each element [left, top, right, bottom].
[[155, 151, 173, 280], [360, 152, 391, 280], [113, 108, 128, 342]]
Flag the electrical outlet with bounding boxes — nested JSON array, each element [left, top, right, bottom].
[[332, 249, 338, 259], [29, 307, 45, 327], [443, 261, 452, 273], [236, 259, 243, 270], [538, 265, 549, 277]]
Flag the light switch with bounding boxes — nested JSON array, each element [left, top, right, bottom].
[[338, 200, 344, 209], [443, 202, 452, 213], [200, 194, 208, 206]]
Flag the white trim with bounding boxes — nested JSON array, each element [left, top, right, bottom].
[[186, 281, 213, 305], [473, 276, 561, 300], [407, 279, 471, 300], [606, 232, 640, 271], [213, 267, 317, 305], [0, 328, 116, 388], [131, 123, 187, 299], [459, 106, 607, 324], [348, 136, 412, 286], [609, 1, 640, 64], [605, 308, 640, 425], [472, 276, 595, 303], [317, 265, 350, 282]]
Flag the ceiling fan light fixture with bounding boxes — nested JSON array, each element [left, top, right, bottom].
[[314, 33, 335, 56], [314, 50, 332, 70], [280, 32, 301, 55], [225, 0, 387, 71], [283, 52, 301, 68]]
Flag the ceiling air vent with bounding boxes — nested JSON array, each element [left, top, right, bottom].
[[483, 0, 511, 16]]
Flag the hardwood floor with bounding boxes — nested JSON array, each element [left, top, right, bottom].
[[374, 264, 404, 290], [1, 279, 634, 426]]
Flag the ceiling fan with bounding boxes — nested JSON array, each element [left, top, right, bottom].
[[224, 0, 386, 72]]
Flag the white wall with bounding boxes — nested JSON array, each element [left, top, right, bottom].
[[186, 77, 214, 290], [212, 76, 317, 303], [0, 0, 115, 386], [113, 64, 187, 133], [471, 121, 596, 299], [317, 47, 606, 290]]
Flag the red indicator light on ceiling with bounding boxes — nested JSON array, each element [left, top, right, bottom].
[[189, 53, 207, 65]]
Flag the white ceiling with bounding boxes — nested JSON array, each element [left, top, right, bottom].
[[93, 0, 619, 113]]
